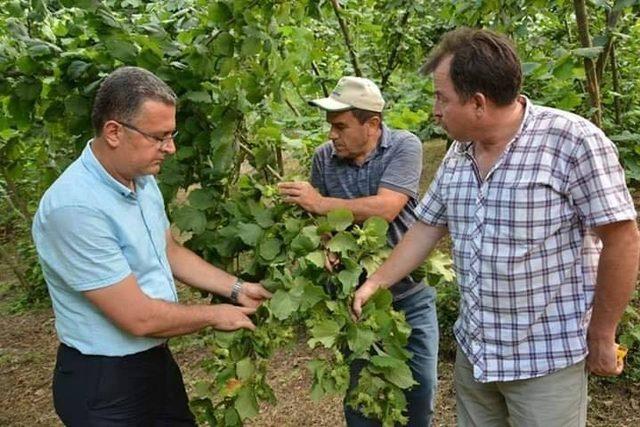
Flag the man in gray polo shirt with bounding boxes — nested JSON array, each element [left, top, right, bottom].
[[279, 76, 438, 426]]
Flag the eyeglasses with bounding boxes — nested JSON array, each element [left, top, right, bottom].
[[117, 121, 178, 148]]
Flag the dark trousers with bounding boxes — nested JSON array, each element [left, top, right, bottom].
[[53, 343, 196, 427]]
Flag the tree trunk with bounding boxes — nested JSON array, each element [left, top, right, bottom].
[[573, 0, 602, 127]]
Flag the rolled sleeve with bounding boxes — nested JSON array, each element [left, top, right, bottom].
[[35, 206, 132, 291], [415, 160, 448, 227], [379, 135, 422, 199], [568, 130, 636, 228]]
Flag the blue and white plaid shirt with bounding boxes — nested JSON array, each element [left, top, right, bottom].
[[416, 97, 636, 382]]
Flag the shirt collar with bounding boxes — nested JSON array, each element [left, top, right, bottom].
[[452, 95, 532, 156], [80, 140, 139, 198]]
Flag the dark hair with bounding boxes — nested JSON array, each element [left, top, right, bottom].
[[421, 28, 522, 106], [91, 66, 177, 135], [350, 108, 383, 125]]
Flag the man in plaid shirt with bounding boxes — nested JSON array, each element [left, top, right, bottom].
[[352, 28, 640, 426]]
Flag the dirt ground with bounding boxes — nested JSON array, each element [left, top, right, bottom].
[[0, 295, 639, 427]]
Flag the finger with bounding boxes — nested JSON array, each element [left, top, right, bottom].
[[238, 306, 257, 315], [352, 298, 362, 319], [259, 288, 273, 298], [240, 319, 256, 331]]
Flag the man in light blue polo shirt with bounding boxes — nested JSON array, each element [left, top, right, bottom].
[[32, 66, 272, 426], [279, 77, 438, 426]]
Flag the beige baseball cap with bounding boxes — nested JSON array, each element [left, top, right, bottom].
[[309, 76, 385, 113]]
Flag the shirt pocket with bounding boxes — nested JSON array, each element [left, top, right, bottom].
[[498, 174, 567, 248]]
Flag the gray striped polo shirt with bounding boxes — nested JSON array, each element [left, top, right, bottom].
[[310, 124, 424, 300]]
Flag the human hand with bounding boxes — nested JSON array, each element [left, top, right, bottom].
[[352, 280, 382, 320], [237, 281, 272, 309], [587, 335, 624, 376], [210, 304, 257, 331], [278, 181, 325, 214], [324, 250, 340, 272]]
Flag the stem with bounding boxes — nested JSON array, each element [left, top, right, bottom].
[[237, 139, 283, 181], [610, 44, 621, 126], [380, 9, 411, 91], [573, 0, 602, 127], [1, 169, 32, 228], [595, 5, 622, 85], [330, 0, 362, 77], [0, 244, 31, 291], [311, 61, 329, 97]]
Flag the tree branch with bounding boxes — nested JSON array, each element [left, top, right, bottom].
[[330, 0, 362, 76], [311, 61, 329, 97], [595, 6, 622, 85], [380, 9, 411, 91], [573, 0, 602, 127]]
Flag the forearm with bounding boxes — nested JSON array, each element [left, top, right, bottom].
[[138, 299, 218, 338], [369, 221, 447, 289], [317, 195, 396, 222], [167, 240, 236, 297], [589, 230, 640, 339]]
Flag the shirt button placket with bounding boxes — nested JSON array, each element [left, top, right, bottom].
[[469, 186, 486, 367]]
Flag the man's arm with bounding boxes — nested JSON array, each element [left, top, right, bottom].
[[165, 230, 271, 308], [352, 221, 448, 317], [587, 219, 640, 376], [84, 274, 256, 338], [278, 182, 408, 222]]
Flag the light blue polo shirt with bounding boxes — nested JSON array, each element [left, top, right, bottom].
[[32, 141, 177, 356]]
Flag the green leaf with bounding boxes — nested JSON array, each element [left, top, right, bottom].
[[172, 206, 207, 234], [104, 37, 138, 62], [259, 237, 281, 261], [572, 46, 604, 59], [308, 319, 341, 348], [66, 60, 91, 80], [237, 223, 263, 247], [337, 264, 362, 294], [234, 387, 259, 420], [184, 91, 212, 104], [327, 232, 357, 254], [347, 324, 376, 355], [269, 289, 299, 320], [236, 358, 254, 380], [188, 188, 217, 210], [370, 355, 416, 389], [327, 208, 354, 231], [305, 250, 325, 268], [213, 32, 235, 57]]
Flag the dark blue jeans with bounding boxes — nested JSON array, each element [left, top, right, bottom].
[[345, 285, 439, 427]]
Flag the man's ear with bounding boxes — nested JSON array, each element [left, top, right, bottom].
[[102, 120, 122, 148], [472, 93, 487, 117], [367, 115, 381, 132]]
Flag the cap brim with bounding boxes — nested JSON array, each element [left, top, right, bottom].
[[308, 97, 353, 111]]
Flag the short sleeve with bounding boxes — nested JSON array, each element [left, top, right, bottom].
[[35, 206, 132, 291], [567, 130, 636, 228], [415, 159, 448, 227], [379, 135, 422, 199], [310, 150, 328, 196]]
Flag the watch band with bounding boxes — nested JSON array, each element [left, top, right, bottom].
[[230, 278, 244, 304]]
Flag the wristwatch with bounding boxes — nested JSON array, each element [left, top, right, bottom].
[[230, 278, 244, 304]]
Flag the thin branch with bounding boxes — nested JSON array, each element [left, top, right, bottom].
[[237, 139, 283, 181], [330, 0, 362, 76], [311, 61, 329, 97], [380, 9, 411, 90], [610, 44, 621, 125], [573, 0, 602, 127], [0, 244, 30, 291], [595, 6, 622, 85]]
